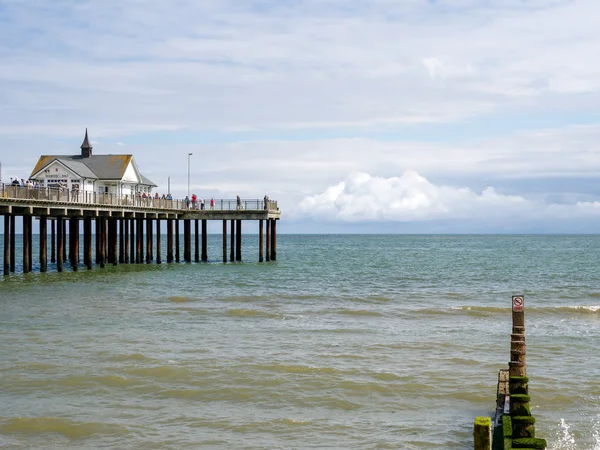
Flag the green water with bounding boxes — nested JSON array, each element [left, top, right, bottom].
[[1, 235, 599, 449]]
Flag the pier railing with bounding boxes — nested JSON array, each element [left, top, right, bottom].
[[0, 184, 278, 212]]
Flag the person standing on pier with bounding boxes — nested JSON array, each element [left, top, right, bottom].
[[200, 198, 205, 210], [210, 198, 215, 210], [236, 195, 241, 210]]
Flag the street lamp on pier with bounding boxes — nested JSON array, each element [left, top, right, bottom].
[[187, 152, 193, 198]]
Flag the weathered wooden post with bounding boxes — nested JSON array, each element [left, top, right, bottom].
[[259, 219, 264, 262], [222, 220, 227, 263], [23, 215, 30, 274], [3, 214, 9, 275], [107, 219, 114, 265], [40, 216, 47, 272], [62, 220, 67, 262], [201, 219, 207, 262], [236, 219, 242, 261], [27, 215, 33, 272], [57, 216, 64, 272]]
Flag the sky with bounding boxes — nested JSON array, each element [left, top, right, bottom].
[[1, 0, 600, 233]]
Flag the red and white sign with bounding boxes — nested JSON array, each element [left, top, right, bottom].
[[512, 296, 524, 312]]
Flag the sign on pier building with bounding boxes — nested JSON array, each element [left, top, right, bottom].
[[29, 129, 156, 197]]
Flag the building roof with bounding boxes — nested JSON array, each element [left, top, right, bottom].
[[30, 154, 157, 186]]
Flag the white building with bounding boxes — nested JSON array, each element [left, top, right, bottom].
[[30, 129, 156, 197]]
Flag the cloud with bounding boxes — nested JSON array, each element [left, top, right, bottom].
[[299, 171, 600, 222], [116, 142, 125, 146]]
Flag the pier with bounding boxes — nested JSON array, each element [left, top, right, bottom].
[[1, 184, 280, 274]]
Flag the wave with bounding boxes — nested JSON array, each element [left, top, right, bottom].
[[412, 305, 600, 318], [226, 309, 283, 319], [0, 417, 129, 439], [335, 308, 384, 317]]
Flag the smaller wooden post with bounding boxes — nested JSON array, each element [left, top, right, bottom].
[[119, 219, 124, 263], [146, 219, 153, 264], [184, 219, 191, 263], [129, 218, 135, 264], [72, 217, 79, 271], [473, 417, 491, 450]]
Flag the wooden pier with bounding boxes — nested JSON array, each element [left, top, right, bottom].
[[1, 184, 280, 274]]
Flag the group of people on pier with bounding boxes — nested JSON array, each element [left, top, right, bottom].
[[186, 195, 215, 210]]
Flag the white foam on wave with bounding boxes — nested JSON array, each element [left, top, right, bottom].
[[550, 418, 600, 450]]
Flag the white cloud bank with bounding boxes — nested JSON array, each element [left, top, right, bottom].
[[299, 171, 600, 222]]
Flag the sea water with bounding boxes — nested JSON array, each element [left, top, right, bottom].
[[1, 234, 599, 449]]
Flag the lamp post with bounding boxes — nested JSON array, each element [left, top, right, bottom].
[[187, 152, 193, 198]]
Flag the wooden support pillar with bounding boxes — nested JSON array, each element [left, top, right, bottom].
[[136, 219, 142, 264], [23, 215, 30, 274], [146, 219, 153, 263], [271, 219, 277, 261], [265, 219, 270, 262], [222, 220, 227, 263], [104, 218, 109, 261], [62, 219, 67, 262], [202, 219, 208, 262], [56, 217, 64, 272], [258, 219, 264, 262], [40, 216, 47, 273], [71, 217, 79, 271], [167, 219, 173, 263], [101, 218, 107, 268], [194, 220, 200, 263], [119, 219, 124, 263], [95, 219, 100, 264], [107, 219, 114, 265], [111, 219, 118, 266], [156, 219, 161, 264], [236, 219, 242, 261], [4, 215, 10, 275], [139, 218, 145, 263], [184, 219, 191, 263], [230, 219, 235, 262], [10, 215, 15, 272], [27, 215, 33, 272], [84, 217, 92, 270], [50, 218, 56, 263], [123, 219, 129, 264], [129, 218, 135, 264], [175, 220, 180, 262]]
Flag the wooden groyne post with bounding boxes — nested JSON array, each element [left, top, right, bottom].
[[475, 295, 547, 450]]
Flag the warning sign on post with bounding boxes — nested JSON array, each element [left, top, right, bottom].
[[512, 296, 524, 312]]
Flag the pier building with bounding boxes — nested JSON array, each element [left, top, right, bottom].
[[1, 131, 280, 275]]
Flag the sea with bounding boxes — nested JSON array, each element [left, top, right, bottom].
[[0, 234, 599, 449]]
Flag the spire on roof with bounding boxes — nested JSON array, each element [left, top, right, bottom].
[[81, 128, 93, 158]]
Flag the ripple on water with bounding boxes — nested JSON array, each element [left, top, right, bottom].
[[0, 416, 130, 439]]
